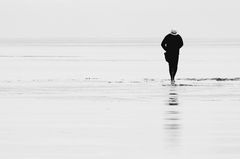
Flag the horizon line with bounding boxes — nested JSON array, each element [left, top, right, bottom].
[[0, 37, 240, 46]]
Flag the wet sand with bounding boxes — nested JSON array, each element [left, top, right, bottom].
[[0, 45, 240, 158]]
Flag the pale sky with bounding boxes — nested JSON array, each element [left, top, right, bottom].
[[0, 0, 239, 39]]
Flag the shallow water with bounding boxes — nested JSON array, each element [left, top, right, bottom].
[[0, 45, 239, 158]]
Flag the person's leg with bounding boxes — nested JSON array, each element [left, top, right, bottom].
[[168, 62, 174, 82], [172, 63, 178, 80], [172, 56, 179, 81], [168, 63, 171, 80]]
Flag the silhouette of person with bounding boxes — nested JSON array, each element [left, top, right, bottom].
[[161, 30, 183, 84]]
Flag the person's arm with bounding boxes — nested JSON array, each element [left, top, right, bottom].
[[161, 36, 168, 51], [178, 36, 183, 49]]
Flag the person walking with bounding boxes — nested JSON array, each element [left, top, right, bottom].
[[161, 30, 183, 84]]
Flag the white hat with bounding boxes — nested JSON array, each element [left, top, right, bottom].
[[171, 29, 178, 35]]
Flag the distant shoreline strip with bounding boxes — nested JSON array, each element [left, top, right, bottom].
[[0, 38, 240, 47]]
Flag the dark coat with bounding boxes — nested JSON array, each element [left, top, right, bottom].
[[161, 34, 183, 55]]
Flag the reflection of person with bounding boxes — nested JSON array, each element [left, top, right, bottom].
[[161, 30, 183, 84]]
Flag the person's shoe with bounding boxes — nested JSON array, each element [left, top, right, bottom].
[[171, 80, 175, 85]]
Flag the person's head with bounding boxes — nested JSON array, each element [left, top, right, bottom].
[[170, 29, 178, 35]]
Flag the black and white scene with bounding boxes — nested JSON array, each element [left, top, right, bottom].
[[0, 0, 240, 158]]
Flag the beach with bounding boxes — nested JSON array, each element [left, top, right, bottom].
[[0, 45, 240, 158]]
